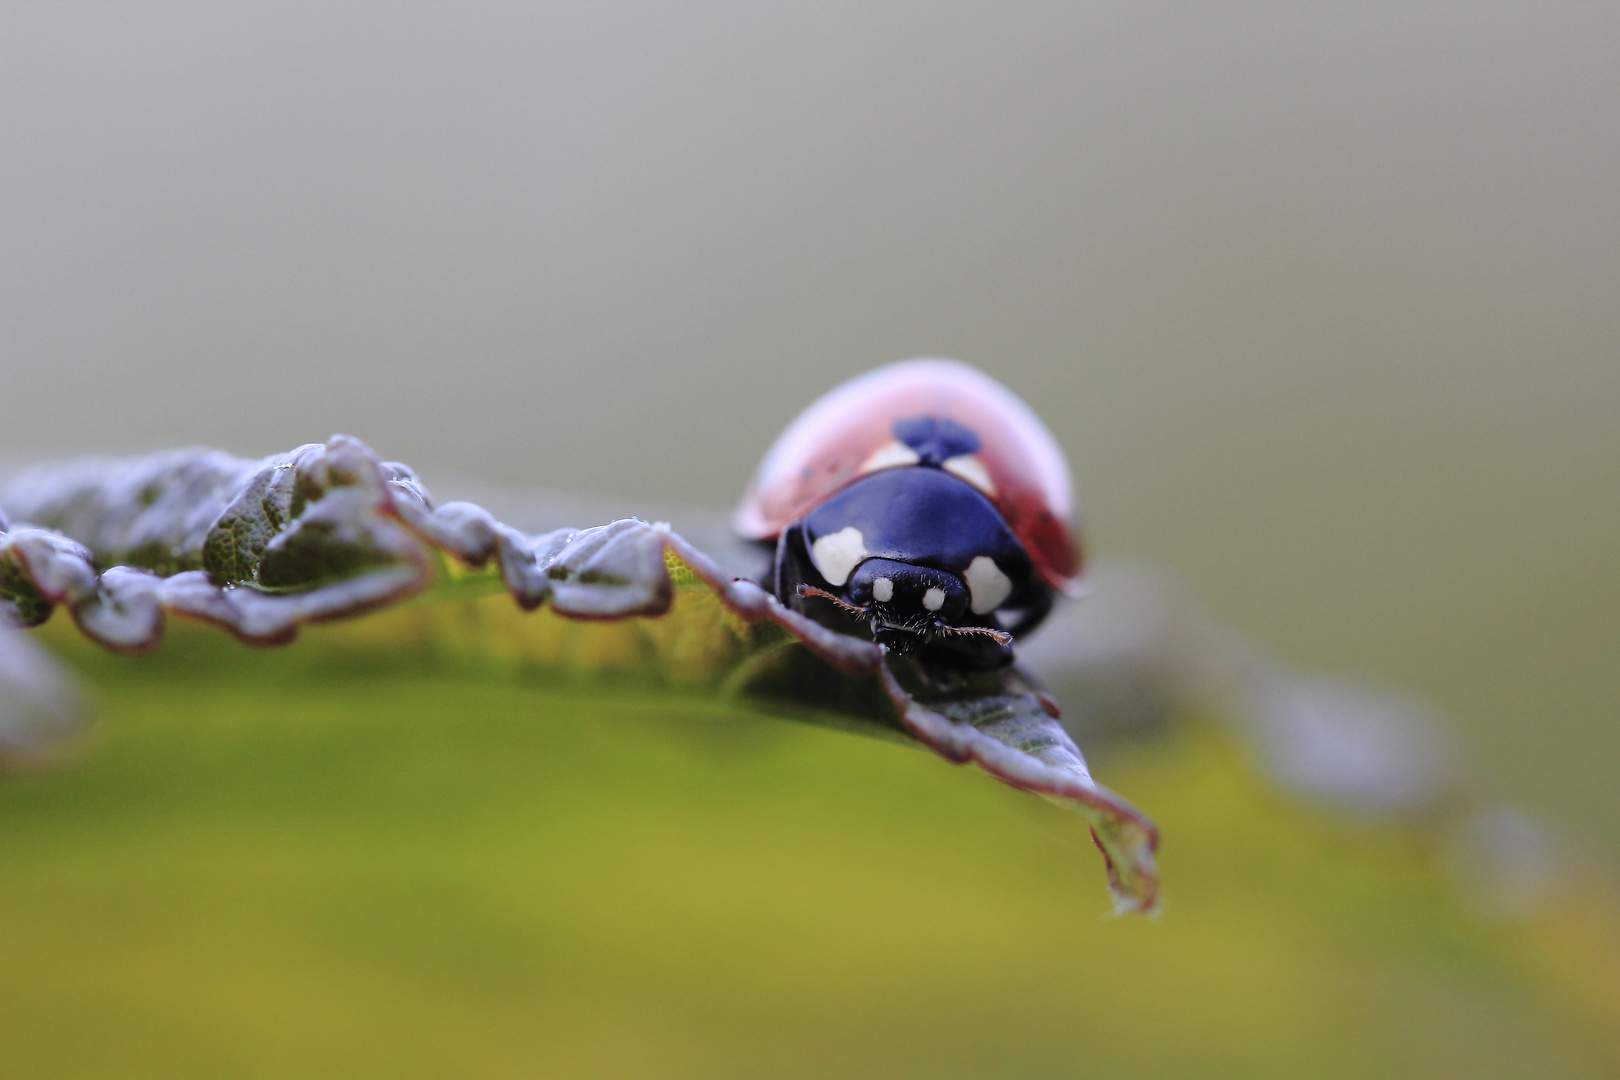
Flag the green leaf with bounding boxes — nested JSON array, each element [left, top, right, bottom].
[[4, 439, 1620, 1077], [1, 436, 1157, 911], [4, 617, 1619, 1077]]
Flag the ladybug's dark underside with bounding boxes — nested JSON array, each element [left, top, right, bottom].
[[765, 416, 1053, 670]]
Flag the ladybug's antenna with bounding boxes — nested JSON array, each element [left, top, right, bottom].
[[796, 583, 870, 618], [797, 584, 1012, 648], [935, 623, 1014, 647]]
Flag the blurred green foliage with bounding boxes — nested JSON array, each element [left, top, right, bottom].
[[2, 595, 1618, 1078]]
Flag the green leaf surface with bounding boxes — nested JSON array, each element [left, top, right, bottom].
[[4, 441, 1620, 1077], [3, 617, 1618, 1079]]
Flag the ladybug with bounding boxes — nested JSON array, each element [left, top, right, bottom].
[[733, 358, 1083, 670]]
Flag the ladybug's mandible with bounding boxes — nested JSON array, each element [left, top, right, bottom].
[[733, 359, 1083, 669]]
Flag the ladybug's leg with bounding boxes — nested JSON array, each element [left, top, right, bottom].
[[770, 529, 793, 603], [771, 524, 819, 613]]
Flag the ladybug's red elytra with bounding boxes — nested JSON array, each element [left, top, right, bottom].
[[734, 358, 1082, 669]]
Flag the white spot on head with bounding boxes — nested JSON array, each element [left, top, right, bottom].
[[872, 576, 894, 603], [942, 454, 996, 496], [922, 587, 946, 612], [963, 555, 1013, 614], [859, 441, 922, 475], [808, 526, 866, 588]]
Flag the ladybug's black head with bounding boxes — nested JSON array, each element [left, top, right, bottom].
[[848, 557, 969, 635], [796, 555, 1011, 657]]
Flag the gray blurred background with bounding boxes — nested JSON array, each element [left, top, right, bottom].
[[1, 3, 1616, 847]]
